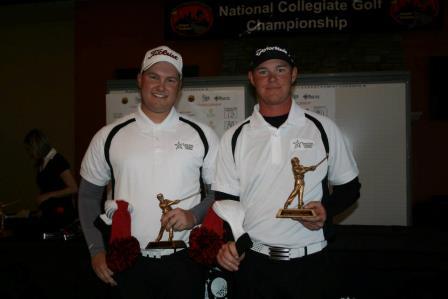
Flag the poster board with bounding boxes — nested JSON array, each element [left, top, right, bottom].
[[106, 77, 249, 138], [107, 71, 410, 226]]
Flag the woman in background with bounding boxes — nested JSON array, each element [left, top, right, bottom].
[[24, 129, 78, 232]]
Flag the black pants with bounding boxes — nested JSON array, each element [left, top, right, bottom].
[[115, 250, 205, 299], [233, 248, 340, 299], [39, 197, 76, 232]]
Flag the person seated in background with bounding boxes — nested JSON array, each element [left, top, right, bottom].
[[24, 129, 78, 232]]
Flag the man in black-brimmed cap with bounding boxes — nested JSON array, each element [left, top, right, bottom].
[[208, 44, 362, 298]]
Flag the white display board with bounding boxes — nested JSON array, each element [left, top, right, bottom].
[[106, 91, 140, 124], [292, 85, 336, 119], [289, 81, 409, 225], [177, 86, 245, 137], [106, 86, 245, 137], [107, 72, 410, 226]]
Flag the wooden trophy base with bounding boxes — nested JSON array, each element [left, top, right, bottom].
[[276, 208, 316, 219], [145, 240, 187, 250]]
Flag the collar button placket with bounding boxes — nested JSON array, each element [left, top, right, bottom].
[[271, 129, 282, 165], [154, 129, 162, 155]]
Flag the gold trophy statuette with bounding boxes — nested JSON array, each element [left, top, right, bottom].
[[146, 193, 187, 250], [277, 156, 327, 219]]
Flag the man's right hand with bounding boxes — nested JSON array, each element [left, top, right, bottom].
[[91, 251, 117, 286], [217, 241, 245, 272]]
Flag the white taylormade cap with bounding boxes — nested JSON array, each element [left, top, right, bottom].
[[140, 45, 183, 77]]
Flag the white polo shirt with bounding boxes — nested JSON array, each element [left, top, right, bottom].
[[212, 100, 358, 248], [81, 105, 219, 248]]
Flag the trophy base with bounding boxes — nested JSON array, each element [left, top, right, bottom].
[[145, 240, 187, 250], [276, 208, 316, 219]]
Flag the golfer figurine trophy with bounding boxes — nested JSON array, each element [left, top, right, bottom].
[[277, 155, 327, 219], [146, 193, 187, 250]]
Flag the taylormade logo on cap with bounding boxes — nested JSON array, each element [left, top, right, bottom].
[[140, 45, 183, 77], [250, 45, 295, 69], [255, 46, 289, 57]]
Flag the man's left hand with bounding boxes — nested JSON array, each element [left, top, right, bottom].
[[295, 201, 326, 230]]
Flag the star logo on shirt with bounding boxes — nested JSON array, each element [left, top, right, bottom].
[[292, 138, 314, 150], [175, 141, 183, 150], [174, 141, 194, 151]]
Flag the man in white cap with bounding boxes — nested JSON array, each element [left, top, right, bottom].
[[210, 44, 361, 298], [78, 45, 219, 298]]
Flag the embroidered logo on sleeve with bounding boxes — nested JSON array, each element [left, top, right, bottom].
[[291, 138, 314, 151]]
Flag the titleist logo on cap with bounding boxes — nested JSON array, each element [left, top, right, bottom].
[[147, 49, 179, 61], [255, 46, 289, 57]]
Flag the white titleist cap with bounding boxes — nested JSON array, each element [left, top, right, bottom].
[[140, 45, 183, 77]]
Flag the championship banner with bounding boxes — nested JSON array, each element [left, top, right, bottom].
[[164, 0, 442, 39]]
